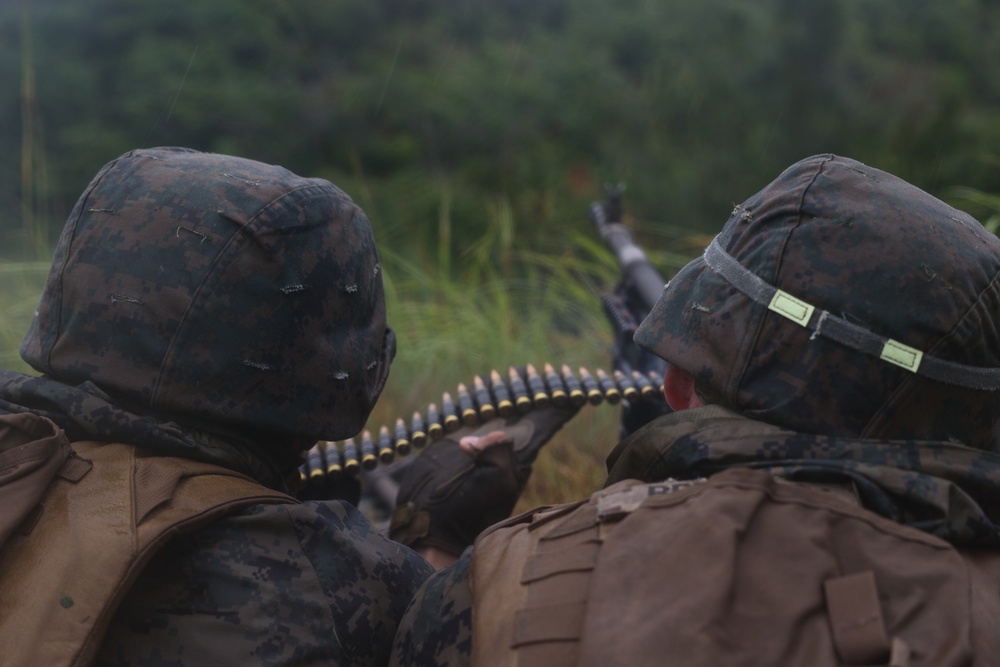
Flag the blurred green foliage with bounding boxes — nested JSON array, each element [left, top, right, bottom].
[[4, 0, 1000, 261], [0, 262, 48, 373], [3, 0, 1000, 502]]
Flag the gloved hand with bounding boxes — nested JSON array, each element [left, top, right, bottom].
[[389, 402, 580, 557]]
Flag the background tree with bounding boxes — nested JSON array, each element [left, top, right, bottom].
[[3, 0, 999, 260]]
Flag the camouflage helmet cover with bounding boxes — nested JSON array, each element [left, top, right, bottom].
[[635, 154, 1000, 450], [21, 147, 394, 444]]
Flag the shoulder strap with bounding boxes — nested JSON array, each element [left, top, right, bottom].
[[0, 441, 295, 667], [0, 412, 90, 546]]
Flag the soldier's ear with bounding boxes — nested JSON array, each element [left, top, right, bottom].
[[663, 365, 704, 411]]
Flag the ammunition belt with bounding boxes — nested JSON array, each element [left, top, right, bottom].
[[298, 364, 666, 488]]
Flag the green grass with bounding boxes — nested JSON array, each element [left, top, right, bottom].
[[0, 210, 701, 508], [373, 233, 628, 509], [365, 199, 707, 507], [949, 186, 1000, 234], [0, 261, 48, 374]]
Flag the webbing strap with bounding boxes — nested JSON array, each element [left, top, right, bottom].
[[521, 541, 600, 584], [704, 239, 1000, 390], [513, 602, 588, 646], [823, 571, 890, 665]]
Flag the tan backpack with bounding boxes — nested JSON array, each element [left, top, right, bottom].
[[0, 412, 91, 548], [471, 467, 1000, 666], [0, 412, 296, 667]]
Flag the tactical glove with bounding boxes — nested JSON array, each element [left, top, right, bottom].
[[390, 402, 579, 557]]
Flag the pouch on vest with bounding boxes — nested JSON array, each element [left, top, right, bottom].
[[471, 467, 980, 667], [0, 412, 90, 547]]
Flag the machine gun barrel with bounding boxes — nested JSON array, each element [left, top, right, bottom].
[[589, 188, 665, 313], [589, 184, 673, 440]]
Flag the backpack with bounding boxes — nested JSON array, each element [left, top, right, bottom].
[[0, 412, 90, 548], [470, 467, 1000, 666], [0, 412, 296, 667]]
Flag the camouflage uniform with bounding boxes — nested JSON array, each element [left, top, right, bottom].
[[0, 148, 430, 666], [96, 501, 430, 666], [390, 155, 1000, 665]]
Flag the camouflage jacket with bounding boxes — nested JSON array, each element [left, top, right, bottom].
[[390, 405, 1000, 665], [0, 371, 434, 666], [95, 499, 432, 666]]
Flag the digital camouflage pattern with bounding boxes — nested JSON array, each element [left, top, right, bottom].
[[606, 405, 1000, 547], [389, 548, 474, 667], [0, 148, 418, 663], [635, 154, 1000, 451], [95, 500, 433, 667], [21, 147, 395, 452]]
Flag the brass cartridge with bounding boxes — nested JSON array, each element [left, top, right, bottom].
[[306, 443, 324, 480], [595, 368, 622, 405], [508, 367, 533, 414], [410, 410, 428, 448], [441, 392, 461, 432], [632, 369, 656, 400], [613, 369, 640, 402], [359, 430, 378, 470], [578, 367, 605, 406], [490, 369, 515, 417], [473, 375, 497, 421], [426, 402, 444, 440], [649, 370, 665, 396], [322, 440, 343, 477], [394, 417, 411, 456], [560, 364, 588, 407], [341, 438, 360, 475], [525, 363, 550, 409], [377, 425, 395, 464], [457, 382, 479, 426], [544, 362, 569, 407]]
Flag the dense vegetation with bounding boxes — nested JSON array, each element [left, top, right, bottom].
[[5, 0, 1000, 254], [2, 0, 1000, 504]]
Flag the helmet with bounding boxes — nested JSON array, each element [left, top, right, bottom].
[[21, 147, 394, 445], [635, 154, 1000, 450]]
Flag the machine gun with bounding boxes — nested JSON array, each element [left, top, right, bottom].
[[590, 184, 671, 439]]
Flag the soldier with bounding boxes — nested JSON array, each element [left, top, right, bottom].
[[0, 147, 571, 666], [389, 154, 1000, 665]]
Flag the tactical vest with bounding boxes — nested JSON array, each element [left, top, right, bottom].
[[0, 437, 296, 667], [470, 467, 1000, 667]]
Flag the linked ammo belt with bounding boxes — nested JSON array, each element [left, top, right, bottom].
[[298, 363, 665, 488]]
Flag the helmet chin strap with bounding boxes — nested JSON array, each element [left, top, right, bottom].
[[704, 238, 1000, 391]]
